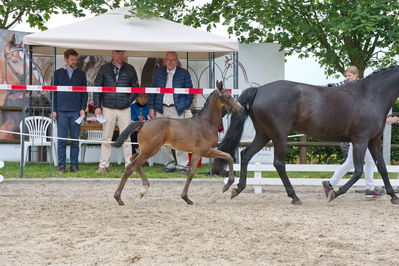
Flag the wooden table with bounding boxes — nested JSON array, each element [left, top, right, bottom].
[[80, 121, 119, 131]]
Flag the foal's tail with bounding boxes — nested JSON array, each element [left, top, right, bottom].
[[112, 121, 144, 148], [213, 87, 258, 175]]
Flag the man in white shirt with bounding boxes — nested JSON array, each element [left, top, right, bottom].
[[149, 51, 194, 175]]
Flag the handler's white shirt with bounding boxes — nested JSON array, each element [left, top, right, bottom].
[[163, 68, 176, 106]]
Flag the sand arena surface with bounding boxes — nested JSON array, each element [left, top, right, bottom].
[[1, 178, 399, 265]]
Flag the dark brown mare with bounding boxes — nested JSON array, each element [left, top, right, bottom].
[[112, 81, 244, 205], [214, 65, 399, 205]]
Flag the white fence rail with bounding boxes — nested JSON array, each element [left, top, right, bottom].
[[224, 163, 399, 194]]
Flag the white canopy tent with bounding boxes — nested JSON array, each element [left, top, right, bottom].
[[19, 7, 239, 177], [23, 7, 238, 59]]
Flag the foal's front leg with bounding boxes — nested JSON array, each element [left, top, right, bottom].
[[204, 148, 235, 193], [181, 153, 201, 205]]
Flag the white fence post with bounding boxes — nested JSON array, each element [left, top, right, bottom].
[[0, 161, 4, 182]]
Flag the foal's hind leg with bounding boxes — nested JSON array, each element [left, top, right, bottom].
[[232, 133, 270, 198], [134, 151, 156, 199], [181, 153, 201, 205], [137, 164, 150, 198], [203, 148, 235, 192], [114, 161, 136, 206], [114, 153, 150, 205]]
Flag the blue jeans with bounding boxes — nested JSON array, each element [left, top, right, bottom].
[[57, 111, 80, 167]]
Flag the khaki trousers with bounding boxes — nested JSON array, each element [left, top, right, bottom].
[[156, 106, 192, 170], [99, 107, 132, 168]]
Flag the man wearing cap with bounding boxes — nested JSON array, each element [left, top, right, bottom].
[[93, 50, 139, 173], [149, 51, 194, 175]]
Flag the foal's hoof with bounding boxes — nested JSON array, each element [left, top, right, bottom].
[[139, 186, 149, 199], [115, 198, 125, 206], [114, 194, 125, 206], [231, 188, 240, 199], [222, 184, 230, 193], [223, 179, 234, 193], [183, 198, 193, 205], [291, 198, 302, 205], [327, 190, 336, 202], [391, 198, 399, 205]]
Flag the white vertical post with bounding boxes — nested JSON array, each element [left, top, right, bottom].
[[0, 161, 4, 182], [254, 171, 262, 194], [383, 109, 393, 164]]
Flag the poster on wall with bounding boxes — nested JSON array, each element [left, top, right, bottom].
[[0, 29, 53, 140]]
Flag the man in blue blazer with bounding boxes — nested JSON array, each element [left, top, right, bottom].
[[52, 49, 88, 173], [149, 51, 194, 175]]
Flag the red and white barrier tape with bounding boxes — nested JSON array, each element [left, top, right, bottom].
[[0, 84, 244, 95], [0, 129, 119, 145], [0, 129, 304, 146]]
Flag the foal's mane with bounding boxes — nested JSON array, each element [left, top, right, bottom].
[[201, 90, 219, 111], [364, 65, 399, 80]]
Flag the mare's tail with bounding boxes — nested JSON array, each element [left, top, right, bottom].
[[112, 121, 144, 147], [212, 87, 258, 175]]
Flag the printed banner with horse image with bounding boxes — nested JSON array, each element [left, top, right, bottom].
[[0, 29, 53, 140]]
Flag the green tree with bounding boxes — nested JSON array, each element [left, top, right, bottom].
[[79, 0, 128, 15], [123, 0, 194, 21], [0, 0, 86, 30], [129, 0, 399, 78], [0, 0, 131, 31]]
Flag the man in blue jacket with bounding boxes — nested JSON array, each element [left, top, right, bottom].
[[149, 51, 194, 175], [52, 49, 88, 173]]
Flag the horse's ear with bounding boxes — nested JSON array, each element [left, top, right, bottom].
[[9, 34, 16, 46], [216, 80, 223, 91]]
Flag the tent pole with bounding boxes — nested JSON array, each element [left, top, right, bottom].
[[233, 51, 239, 164], [186, 52, 189, 70], [20, 45, 29, 178], [208, 52, 215, 88], [233, 52, 238, 90], [50, 47, 57, 176], [208, 52, 216, 175]]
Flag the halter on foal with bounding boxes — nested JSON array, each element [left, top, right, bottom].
[[112, 81, 244, 205], [215, 65, 399, 205]]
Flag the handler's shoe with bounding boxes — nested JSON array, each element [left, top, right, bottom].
[[365, 189, 385, 198], [161, 167, 176, 173], [70, 165, 80, 173], [58, 166, 66, 173], [322, 181, 333, 197], [179, 168, 188, 175], [96, 167, 108, 173]]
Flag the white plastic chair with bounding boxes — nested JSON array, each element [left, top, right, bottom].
[[19, 116, 57, 166], [80, 127, 103, 163], [81, 118, 138, 165]]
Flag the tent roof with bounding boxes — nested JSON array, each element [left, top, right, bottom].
[[23, 7, 238, 59]]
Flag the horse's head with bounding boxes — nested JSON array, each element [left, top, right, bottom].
[[216, 80, 244, 113], [4, 34, 23, 64]]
